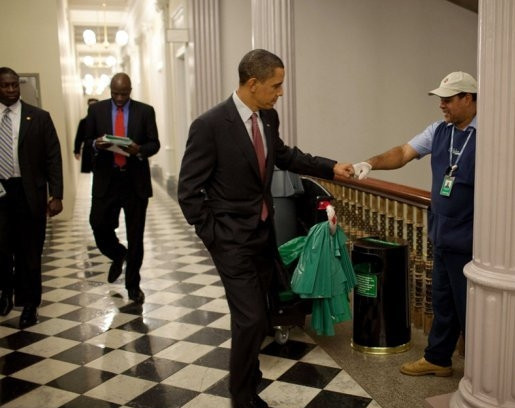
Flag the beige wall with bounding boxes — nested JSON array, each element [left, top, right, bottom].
[[220, 0, 252, 97], [1, 0, 81, 219], [294, 0, 477, 190]]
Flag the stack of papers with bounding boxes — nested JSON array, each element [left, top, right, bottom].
[[102, 134, 132, 147]]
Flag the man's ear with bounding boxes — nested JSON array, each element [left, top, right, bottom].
[[248, 78, 258, 92]]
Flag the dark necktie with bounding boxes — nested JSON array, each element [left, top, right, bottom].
[[0, 108, 14, 179], [114, 107, 127, 167], [251, 113, 268, 221]]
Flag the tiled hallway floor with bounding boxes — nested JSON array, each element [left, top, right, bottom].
[[0, 174, 381, 408]]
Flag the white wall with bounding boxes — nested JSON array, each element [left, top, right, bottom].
[[294, 0, 477, 189], [1, 0, 81, 219]]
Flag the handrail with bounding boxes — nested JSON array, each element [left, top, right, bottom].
[[332, 177, 430, 207]]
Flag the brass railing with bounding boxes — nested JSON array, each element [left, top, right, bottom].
[[314, 177, 433, 333]]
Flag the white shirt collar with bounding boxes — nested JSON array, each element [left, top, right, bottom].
[[232, 91, 257, 123], [0, 99, 21, 115]]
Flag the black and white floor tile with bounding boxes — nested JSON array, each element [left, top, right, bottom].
[[0, 175, 381, 408]]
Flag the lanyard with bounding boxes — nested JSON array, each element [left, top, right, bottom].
[[449, 126, 474, 168]]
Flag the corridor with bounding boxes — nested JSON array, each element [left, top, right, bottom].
[[0, 174, 378, 408]]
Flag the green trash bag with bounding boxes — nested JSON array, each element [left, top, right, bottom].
[[278, 221, 356, 336]]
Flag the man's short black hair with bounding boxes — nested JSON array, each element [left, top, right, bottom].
[[0, 67, 19, 79], [238, 49, 284, 85]]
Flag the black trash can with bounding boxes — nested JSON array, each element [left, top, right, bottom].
[[351, 237, 411, 354]]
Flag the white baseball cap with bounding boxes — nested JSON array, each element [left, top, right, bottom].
[[429, 71, 477, 97]]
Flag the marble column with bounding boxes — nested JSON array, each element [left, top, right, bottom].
[[449, 0, 515, 407], [155, 0, 175, 184], [251, 0, 296, 145], [189, 0, 221, 118]]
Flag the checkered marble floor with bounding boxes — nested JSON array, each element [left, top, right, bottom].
[[0, 174, 381, 408]]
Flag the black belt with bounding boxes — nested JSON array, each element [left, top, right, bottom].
[[113, 166, 127, 172]]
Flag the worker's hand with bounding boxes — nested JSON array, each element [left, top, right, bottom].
[[352, 162, 372, 180], [74, 153, 80, 160]]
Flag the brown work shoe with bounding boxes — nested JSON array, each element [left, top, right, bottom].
[[400, 357, 452, 377]]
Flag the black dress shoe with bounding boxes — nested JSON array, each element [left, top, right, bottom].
[[252, 395, 269, 408], [0, 292, 13, 316], [108, 254, 126, 283], [19, 306, 38, 329], [232, 395, 270, 408], [128, 288, 145, 304]]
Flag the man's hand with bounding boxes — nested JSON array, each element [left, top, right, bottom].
[[333, 163, 354, 180], [74, 153, 80, 160], [352, 162, 372, 180], [47, 198, 63, 217], [95, 137, 112, 150], [122, 142, 141, 156]]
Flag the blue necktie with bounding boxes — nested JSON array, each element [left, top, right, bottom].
[[0, 108, 14, 179]]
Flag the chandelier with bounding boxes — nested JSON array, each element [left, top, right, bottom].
[[80, 2, 128, 95], [82, 2, 128, 48]]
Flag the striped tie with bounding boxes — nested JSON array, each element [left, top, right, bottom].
[[0, 108, 14, 179]]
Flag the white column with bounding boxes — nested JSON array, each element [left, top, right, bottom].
[[251, 0, 296, 145], [450, 1, 515, 407], [155, 0, 175, 183], [189, 0, 222, 118]]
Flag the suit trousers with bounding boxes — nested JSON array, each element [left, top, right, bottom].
[[209, 219, 275, 404], [0, 178, 46, 306], [424, 248, 470, 367], [89, 169, 148, 290]]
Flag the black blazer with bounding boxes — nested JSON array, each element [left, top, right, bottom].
[[18, 101, 63, 217], [73, 117, 92, 173], [85, 99, 160, 199], [178, 96, 335, 250]]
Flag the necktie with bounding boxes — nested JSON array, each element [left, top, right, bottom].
[[251, 113, 268, 221], [0, 108, 14, 179], [113, 107, 126, 167]]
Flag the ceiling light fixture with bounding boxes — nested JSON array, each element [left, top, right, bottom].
[[81, 2, 128, 48]]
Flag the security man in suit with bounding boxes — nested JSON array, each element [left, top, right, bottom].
[[0, 67, 63, 328], [85, 73, 160, 304], [178, 49, 353, 408], [73, 97, 98, 173]]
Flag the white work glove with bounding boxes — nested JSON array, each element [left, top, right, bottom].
[[352, 162, 372, 180]]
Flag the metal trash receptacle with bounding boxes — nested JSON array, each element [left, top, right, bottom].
[[351, 237, 411, 354]]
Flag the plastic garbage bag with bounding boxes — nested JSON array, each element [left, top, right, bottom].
[[278, 220, 356, 336]]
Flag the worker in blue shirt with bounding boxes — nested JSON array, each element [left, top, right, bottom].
[[352, 71, 477, 377]]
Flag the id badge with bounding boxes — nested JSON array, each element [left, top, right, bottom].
[[440, 175, 455, 197], [0, 181, 6, 198]]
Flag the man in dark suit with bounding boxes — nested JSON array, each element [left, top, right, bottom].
[[73, 97, 98, 173], [0, 67, 63, 328], [85, 73, 160, 304], [178, 49, 353, 408]]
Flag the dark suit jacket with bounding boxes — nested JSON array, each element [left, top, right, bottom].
[[18, 101, 63, 217], [73, 117, 92, 173], [178, 96, 336, 251], [85, 99, 160, 199]]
